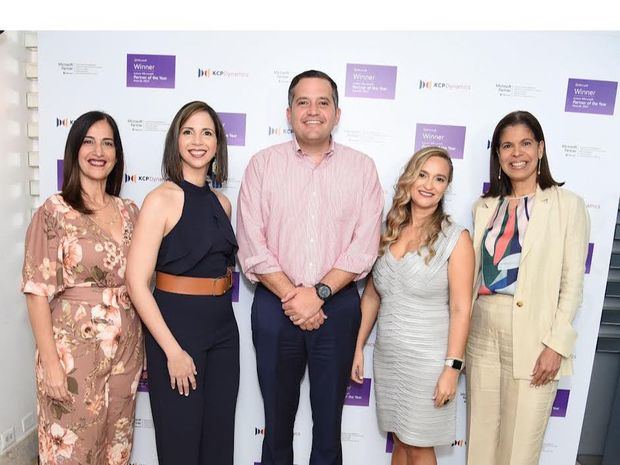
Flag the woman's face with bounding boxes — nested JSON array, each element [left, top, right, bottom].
[[409, 155, 451, 211], [497, 124, 544, 188], [177, 110, 218, 173], [77, 119, 117, 184]]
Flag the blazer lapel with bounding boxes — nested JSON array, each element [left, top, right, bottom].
[[519, 185, 553, 263]]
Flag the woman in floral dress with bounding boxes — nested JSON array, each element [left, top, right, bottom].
[[22, 111, 144, 465]]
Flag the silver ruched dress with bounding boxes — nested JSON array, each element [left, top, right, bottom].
[[372, 221, 464, 446]]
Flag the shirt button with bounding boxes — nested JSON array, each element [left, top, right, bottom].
[[516, 301, 524, 308], [310, 238, 314, 243], [309, 262, 313, 267]]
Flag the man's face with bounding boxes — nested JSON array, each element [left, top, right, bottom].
[[286, 77, 341, 151]]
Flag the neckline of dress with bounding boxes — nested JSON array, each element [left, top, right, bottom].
[[82, 196, 127, 246], [180, 179, 211, 193], [387, 244, 421, 263]]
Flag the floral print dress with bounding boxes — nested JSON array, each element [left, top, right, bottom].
[[22, 194, 144, 465]]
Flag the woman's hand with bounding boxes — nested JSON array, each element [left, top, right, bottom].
[[39, 357, 70, 402], [167, 348, 197, 396], [433, 367, 459, 407], [351, 348, 364, 384], [531, 346, 561, 387]]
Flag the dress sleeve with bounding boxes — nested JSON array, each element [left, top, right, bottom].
[[21, 201, 65, 299], [122, 198, 140, 226]]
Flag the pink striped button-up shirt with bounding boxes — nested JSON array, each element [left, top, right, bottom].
[[236, 138, 384, 287]]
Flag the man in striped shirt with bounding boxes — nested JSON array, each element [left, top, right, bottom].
[[237, 69, 384, 465]]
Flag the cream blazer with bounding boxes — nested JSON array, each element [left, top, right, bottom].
[[472, 185, 590, 379]]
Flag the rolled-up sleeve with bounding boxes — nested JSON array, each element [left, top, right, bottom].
[[334, 158, 384, 279], [236, 154, 283, 283]]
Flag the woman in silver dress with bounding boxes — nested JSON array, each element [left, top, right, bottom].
[[351, 147, 474, 465]]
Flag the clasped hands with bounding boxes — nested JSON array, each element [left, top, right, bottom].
[[282, 286, 327, 331]]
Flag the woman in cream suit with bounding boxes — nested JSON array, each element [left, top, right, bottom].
[[466, 110, 590, 465]]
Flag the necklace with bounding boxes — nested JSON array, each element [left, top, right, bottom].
[[86, 196, 111, 212], [91, 198, 119, 226]]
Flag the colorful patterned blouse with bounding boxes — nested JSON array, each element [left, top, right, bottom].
[[479, 195, 535, 296]]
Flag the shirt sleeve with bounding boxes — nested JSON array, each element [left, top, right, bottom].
[[21, 201, 65, 299], [236, 154, 283, 283], [334, 158, 384, 279]]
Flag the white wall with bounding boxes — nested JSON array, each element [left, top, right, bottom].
[[0, 31, 38, 453]]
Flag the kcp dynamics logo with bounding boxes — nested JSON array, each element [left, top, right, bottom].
[[268, 126, 293, 136], [124, 174, 165, 183], [56, 117, 74, 127], [197, 68, 249, 78], [418, 79, 471, 91]]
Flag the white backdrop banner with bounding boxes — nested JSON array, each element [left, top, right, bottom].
[[37, 32, 620, 465]]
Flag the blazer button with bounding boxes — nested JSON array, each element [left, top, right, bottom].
[[516, 301, 524, 308]]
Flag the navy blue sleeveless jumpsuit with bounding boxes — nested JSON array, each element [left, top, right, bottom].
[[145, 180, 239, 465]]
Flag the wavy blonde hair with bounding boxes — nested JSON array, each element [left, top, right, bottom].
[[380, 146, 453, 264]]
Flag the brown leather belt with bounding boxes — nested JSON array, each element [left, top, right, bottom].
[[155, 270, 232, 296]]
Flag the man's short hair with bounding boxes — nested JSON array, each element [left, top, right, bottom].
[[288, 70, 339, 109]]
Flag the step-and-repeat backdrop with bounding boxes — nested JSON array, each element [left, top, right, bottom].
[[37, 32, 619, 465]]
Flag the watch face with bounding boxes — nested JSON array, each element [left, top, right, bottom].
[[451, 359, 463, 370], [318, 285, 331, 299]]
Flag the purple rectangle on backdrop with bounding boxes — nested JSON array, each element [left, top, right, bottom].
[[482, 182, 490, 194], [232, 272, 240, 302], [386, 432, 394, 453], [345, 63, 397, 100], [551, 389, 570, 417], [344, 378, 371, 406], [218, 112, 246, 146], [565, 78, 617, 115], [414, 123, 466, 159], [126, 54, 176, 89], [137, 370, 149, 392], [57, 159, 64, 190], [585, 243, 594, 274]]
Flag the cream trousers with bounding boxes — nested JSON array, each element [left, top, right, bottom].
[[466, 294, 558, 465]]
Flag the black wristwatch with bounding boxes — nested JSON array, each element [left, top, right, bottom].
[[314, 282, 332, 301], [445, 358, 464, 371]]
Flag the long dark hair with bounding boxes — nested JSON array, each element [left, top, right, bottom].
[[61, 111, 124, 214], [484, 110, 563, 198], [161, 101, 228, 185]]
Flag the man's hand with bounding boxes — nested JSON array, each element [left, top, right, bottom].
[[299, 309, 327, 331], [282, 287, 323, 325]]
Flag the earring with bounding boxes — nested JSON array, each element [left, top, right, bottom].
[[498, 164, 502, 180], [537, 157, 541, 175], [212, 158, 218, 176]]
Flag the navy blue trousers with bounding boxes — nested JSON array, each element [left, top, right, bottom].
[[145, 290, 240, 465], [251, 284, 361, 465]]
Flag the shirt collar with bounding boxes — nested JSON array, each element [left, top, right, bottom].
[[292, 136, 336, 159]]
